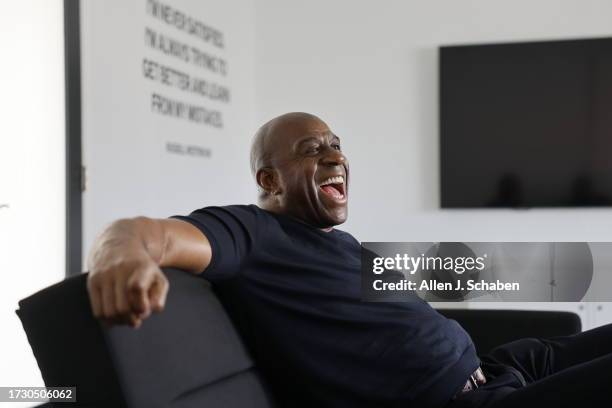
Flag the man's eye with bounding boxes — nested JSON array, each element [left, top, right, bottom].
[[332, 144, 341, 151], [305, 145, 320, 154]]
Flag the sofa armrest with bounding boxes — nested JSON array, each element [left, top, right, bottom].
[[16, 271, 126, 406]]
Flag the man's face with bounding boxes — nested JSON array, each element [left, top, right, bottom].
[[269, 117, 349, 228]]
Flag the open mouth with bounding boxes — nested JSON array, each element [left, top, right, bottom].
[[318, 175, 346, 201]]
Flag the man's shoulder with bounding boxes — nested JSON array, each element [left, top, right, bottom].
[[191, 203, 264, 216], [179, 204, 272, 231], [222, 204, 276, 224]]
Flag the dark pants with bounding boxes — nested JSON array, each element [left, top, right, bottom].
[[448, 323, 612, 408]]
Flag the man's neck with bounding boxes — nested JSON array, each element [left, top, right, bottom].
[[257, 202, 334, 232]]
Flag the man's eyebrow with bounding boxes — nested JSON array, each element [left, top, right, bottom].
[[295, 133, 340, 148], [296, 137, 321, 148]]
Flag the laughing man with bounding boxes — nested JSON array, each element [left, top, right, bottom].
[[87, 112, 612, 408]]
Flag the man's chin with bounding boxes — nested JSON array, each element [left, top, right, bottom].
[[319, 208, 348, 228]]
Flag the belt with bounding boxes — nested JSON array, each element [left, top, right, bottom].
[[454, 367, 487, 398]]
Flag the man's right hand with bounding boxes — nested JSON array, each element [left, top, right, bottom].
[[86, 217, 212, 328]]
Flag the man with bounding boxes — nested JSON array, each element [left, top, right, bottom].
[[88, 112, 612, 407]]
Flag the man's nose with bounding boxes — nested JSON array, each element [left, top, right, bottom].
[[320, 147, 347, 166]]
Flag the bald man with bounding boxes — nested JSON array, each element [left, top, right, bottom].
[[87, 113, 612, 408]]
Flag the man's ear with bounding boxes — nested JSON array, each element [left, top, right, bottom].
[[256, 168, 281, 195]]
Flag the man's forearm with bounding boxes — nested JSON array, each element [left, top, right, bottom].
[[89, 216, 210, 274], [88, 217, 166, 271]]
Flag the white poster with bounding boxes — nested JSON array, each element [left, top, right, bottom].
[[81, 0, 256, 262]]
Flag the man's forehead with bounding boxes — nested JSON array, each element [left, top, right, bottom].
[[269, 119, 335, 144], [294, 131, 340, 144], [274, 130, 338, 150]]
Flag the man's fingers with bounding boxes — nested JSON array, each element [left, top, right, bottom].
[[87, 277, 103, 318], [115, 278, 131, 317], [101, 281, 117, 320], [130, 286, 150, 318], [88, 275, 133, 326], [149, 273, 169, 313], [88, 262, 167, 328], [126, 267, 156, 317], [112, 278, 145, 326], [128, 315, 143, 328]]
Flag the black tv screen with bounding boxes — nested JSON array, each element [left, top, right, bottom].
[[440, 37, 612, 208]]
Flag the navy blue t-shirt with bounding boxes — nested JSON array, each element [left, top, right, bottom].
[[172, 205, 479, 408]]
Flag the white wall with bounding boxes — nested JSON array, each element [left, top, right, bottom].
[[254, 0, 612, 242], [82, 0, 256, 261], [81, 0, 612, 246], [0, 0, 66, 403]]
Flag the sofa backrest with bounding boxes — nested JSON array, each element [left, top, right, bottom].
[[17, 268, 276, 408]]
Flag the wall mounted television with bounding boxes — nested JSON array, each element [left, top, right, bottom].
[[440, 37, 612, 208]]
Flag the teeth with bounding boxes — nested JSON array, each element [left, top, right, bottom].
[[319, 176, 344, 186]]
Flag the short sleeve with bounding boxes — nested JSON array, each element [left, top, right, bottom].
[[170, 205, 261, 281]]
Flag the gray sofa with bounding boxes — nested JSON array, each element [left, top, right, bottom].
[[16, 268, 581, 407]]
